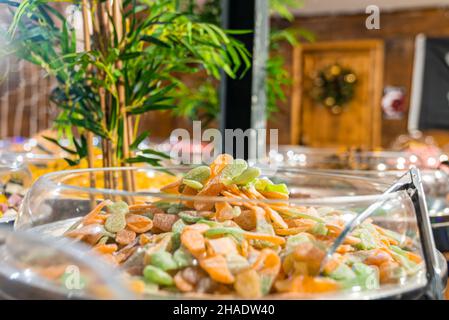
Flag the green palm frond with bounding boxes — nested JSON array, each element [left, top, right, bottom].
[[2, 0, 250, 165]]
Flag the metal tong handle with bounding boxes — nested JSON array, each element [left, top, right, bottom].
[[319, 171, 409, 272], [409, 168, 444, 300]]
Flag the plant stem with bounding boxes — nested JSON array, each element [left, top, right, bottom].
[[127, 116, 136, 191], [110, 140, 119, 200], [92, 1, 115, 193], [113, 0, 135, 193], [99, 86, 113, 190], [82, 0, 96, 207], [96, 1, 110, 54]]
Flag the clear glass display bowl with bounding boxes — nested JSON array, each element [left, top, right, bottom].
[[13, 166, 446, 299], [0, 154, 32, 223], [0, 227, 136, 299]]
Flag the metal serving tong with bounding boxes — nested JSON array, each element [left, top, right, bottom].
[[319, 167, 444, 300]]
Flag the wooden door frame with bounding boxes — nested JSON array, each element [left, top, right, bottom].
[[290, 39, 384, 148]]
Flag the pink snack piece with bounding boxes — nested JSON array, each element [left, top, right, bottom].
[[7, 194, 23, 207], [0, 203, 8, 213]]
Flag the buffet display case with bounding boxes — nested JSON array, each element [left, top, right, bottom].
[[10, 159, 446, 299]]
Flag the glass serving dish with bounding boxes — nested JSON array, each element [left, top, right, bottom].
[[0, 154, 32, 223], [0, 227, 136, 299], [13, 161, 446, 300]]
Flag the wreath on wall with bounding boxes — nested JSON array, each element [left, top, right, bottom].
[[310, 64, 357, 115]]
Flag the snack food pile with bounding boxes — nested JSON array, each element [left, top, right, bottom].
[[62, 155, 423, 298]]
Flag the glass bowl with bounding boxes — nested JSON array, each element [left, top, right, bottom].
[[0, 154, 32, 223], [0, 226, 136, 299], [13, 164, 445, 300]]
